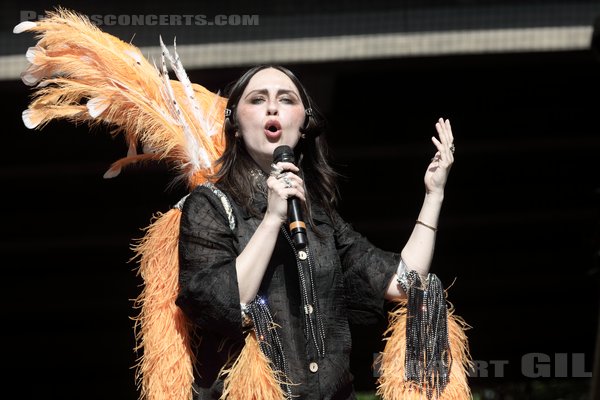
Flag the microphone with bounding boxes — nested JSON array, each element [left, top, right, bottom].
[[273, 145, 308, 249]]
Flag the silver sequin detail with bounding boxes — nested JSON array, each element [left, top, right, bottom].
[[202, 182, 236, 231]]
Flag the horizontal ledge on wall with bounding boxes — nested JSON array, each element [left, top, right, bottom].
[[1, 26, 592, 80]]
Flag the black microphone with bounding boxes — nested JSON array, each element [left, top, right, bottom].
[[273, 145, 308, 249]]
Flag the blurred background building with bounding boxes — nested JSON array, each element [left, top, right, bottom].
[[1, 1, 599, 399]]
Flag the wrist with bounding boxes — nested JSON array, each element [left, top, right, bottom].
[[263, 211, 284, 229], [425, 191, 444, 203]]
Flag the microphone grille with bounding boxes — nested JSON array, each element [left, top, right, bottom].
[[273, 145, 294, 163]]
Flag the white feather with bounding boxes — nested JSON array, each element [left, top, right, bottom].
[[151, 59, 184, 128], [160, 38, 202, 122], [87, 97, 110, 118], [35, 80, 51, 88], [103, 166, 121, 179], [159, 37, 210, 136], [26, 46, 42, 64], [158, 37, 218, 172], [20, 71, 41, 86], [157, 45, 206, 171], [198, 148, 211, 171], [22, 109, 42, 129], [13, 21, 37, 34]]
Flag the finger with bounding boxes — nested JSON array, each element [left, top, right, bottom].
[[432, 135, 444, 152], [435, 122, 451, 163], [443, 119, 455, 158], [440, 118, 455, 159], [435, 119, 446, 145], [431, 136, 447, 162], [281, 172, 304, 187], [431, 136, 453, 166], [269, 181, 304, 202], [436, 117, 451, 148], [445, 118, 454, 143], [435, 118, 453, 160], [282, 186, 306, 202], [268, 174, 292, 187], [292, 189, 306, 202], [273, 173, 306, 199], [281, 175, 292, 188], [274, 161, 299, 173], [276, 171, 303, 189], [285, 176, 306, 199], [269, 163, 283, 177]]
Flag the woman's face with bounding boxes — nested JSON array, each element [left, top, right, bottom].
[[235, 68, 306, 170]]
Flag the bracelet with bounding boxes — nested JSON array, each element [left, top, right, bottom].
[[396, 259, 409, 292], [416, 220, 437, 232], [240, 303, 253, 328]]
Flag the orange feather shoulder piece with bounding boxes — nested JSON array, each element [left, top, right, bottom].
[[14, 7, 227, 189], [14, 8, 230, 400]]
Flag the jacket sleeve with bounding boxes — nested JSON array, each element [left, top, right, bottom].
[[332, 209, 400, 325], [175, 186, 244, 339]]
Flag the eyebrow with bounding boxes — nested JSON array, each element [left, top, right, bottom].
[[244, 88, 300, 99]]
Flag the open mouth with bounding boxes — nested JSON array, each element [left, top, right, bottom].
[[265, 120, 282, 132], [264, 120, 282, 140]]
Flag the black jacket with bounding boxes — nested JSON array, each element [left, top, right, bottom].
[[176, 183, 399, 399]]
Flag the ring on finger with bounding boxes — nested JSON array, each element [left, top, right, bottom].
[[449, 144, 455, 154], [270, 163, 283, 177], [283, 176, 293, 188]]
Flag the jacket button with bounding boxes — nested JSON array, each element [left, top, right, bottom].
[[309, 362, 319, 373], [298, 250, 307, 260]]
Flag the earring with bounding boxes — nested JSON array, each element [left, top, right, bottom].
[[234, 131, 240, 138], [301, 133, 306, 139]]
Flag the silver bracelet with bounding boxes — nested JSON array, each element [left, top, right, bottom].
[[240, 303, 253, 328], [396, 259, 430, 291], [396, 259, 410, 293]]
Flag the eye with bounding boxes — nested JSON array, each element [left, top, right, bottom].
[[279, 96, 296, 104], [250, 96, 265, 104]]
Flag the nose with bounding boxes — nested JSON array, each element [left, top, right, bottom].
[[267, 98, 278, 115]]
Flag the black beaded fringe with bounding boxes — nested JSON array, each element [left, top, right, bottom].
[[404, 271, 451, 399], [245, 296, 293, 399]]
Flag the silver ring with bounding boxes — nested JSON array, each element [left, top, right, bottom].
[[450, 144, 455, 154], [270, 163, 283, 177], [283, 177, 292, 188]]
